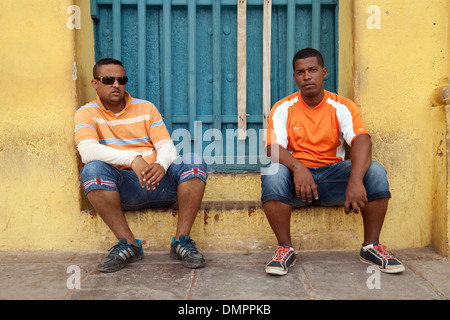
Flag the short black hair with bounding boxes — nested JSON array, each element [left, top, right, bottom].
[[93, 58, 124, 78], [292, 48, 324, 70]]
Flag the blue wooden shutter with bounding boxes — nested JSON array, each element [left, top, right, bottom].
[[90, 0, 338, 172]]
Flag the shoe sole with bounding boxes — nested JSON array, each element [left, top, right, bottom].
[[265, 260, 296, 276], [98, 253, 144, 273], [359, 257, 405, 274], [170, 250, 206, 269]]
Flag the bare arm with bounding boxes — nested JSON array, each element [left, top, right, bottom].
[[344, 134, 372, 214], [267, 144, 319, 203]]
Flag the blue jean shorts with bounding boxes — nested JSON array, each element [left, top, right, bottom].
[[80, 153, 207, 210], [261, 160, 391, 208]]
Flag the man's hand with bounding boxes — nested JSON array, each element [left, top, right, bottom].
[[344, 134, 372, 214], [141, 163, 165, 190], [131, 156, 149, 188], [344, 178, 368, 214], [267, 144, 319, 203], [131, 156, 165, 190], [292, 164, 319, 203]]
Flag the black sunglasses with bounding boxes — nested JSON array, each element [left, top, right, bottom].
[[95, 76, 128, 85]]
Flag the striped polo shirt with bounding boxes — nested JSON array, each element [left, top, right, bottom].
[[266, 90, 371, 168], [74, 92, 170, 169]]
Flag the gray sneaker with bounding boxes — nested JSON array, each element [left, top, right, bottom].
[[98, 238, 144, 273], [170, 235, 205, 269]]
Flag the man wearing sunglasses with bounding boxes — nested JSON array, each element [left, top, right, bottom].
[[74, 58, 207, 272]]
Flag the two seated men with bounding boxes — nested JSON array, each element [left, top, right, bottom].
[[74, 49, 404, 275]]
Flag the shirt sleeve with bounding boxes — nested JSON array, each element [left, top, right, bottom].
[[74, 108, 99, 144], [74, 106, 141, 166], [154, 139, 178, 171], [147, 105, 172, 145], [265, 103, 289, 150], [338, 99, 371, 146], [77, 139, 141, 166]]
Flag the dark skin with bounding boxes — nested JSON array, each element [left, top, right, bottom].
[[263, 56, 388, 247]]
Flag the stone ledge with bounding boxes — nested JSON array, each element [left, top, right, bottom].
[[77, 201, 368, 252]]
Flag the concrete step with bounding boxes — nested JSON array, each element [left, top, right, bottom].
[[78, 201, 364, 252], [72, 174, 389, 252]]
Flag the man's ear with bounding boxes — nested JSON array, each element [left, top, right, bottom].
[[322, 67, 328, 79], [91, 79, 98, 90]]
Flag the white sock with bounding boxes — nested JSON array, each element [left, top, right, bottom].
[[362, 243, 374, 252]]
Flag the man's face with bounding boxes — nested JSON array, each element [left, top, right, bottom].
[[91, 64, 126, 106], [293, 57, 328, 98]]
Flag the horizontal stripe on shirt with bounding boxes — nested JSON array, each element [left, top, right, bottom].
[[150, 120, 165, 128], [92, 114, 150, 126], [75, 103, 99, 112], [74, 123, 96, 132], [99, 136, 150, 146], [80, 116, 165, 129]]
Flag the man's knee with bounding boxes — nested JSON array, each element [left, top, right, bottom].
[[365, 161, 389, 184], [80, 160, 112, 178], [80, 161, 119, 195], [171, 153, 208, 184], [365, 161, 391, 202], [261, 163, 292, 205]]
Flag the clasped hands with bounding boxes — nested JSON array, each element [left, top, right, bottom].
[[131, 156, 165, 190]]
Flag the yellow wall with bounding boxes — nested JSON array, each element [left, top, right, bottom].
[[75, 0, 96, 106], [0, 0, 82, 249], [0, 0, 449, 255], [352, 0, 450, 255]]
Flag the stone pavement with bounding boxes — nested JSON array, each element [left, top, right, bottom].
[[0, 246, 449, 302]]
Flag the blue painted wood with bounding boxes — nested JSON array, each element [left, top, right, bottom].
[[311, 0, 321, 50], [163, 0, 173, 132], [286, 0, 296, 95], [137, 0, 146, 98], [188, 0, 197, 136], [94, 0, 338, 5], [212, 1, 222, 131], [112, 0, 121, 59], [91, 0, 338, 172], [90, 0, 99, 20]]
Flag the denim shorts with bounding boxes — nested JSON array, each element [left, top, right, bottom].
[[261, 160, 391, 208], [80, 153, 207, 210]]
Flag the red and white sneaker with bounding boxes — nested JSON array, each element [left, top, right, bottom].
[[360, 242, 405, 273], [265, 245, 296, 275]]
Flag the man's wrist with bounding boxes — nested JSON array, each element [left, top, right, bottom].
[[130, 155, 143, 166]]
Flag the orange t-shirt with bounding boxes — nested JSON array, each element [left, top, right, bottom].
[[74, 92, 171, 169], [266, 90, 370, 168]]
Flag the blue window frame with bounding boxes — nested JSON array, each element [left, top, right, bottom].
[[90, 0, 338, 172]]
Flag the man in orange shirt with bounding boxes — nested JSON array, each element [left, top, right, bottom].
[[75, 58, 207, 272], [262, 48, 404, 275]]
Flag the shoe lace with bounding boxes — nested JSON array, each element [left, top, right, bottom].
[[180, 237, 199, 254], [108, 240, 129, 255], [373, 243, 394, 260], [272, 246, 291, 262]]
